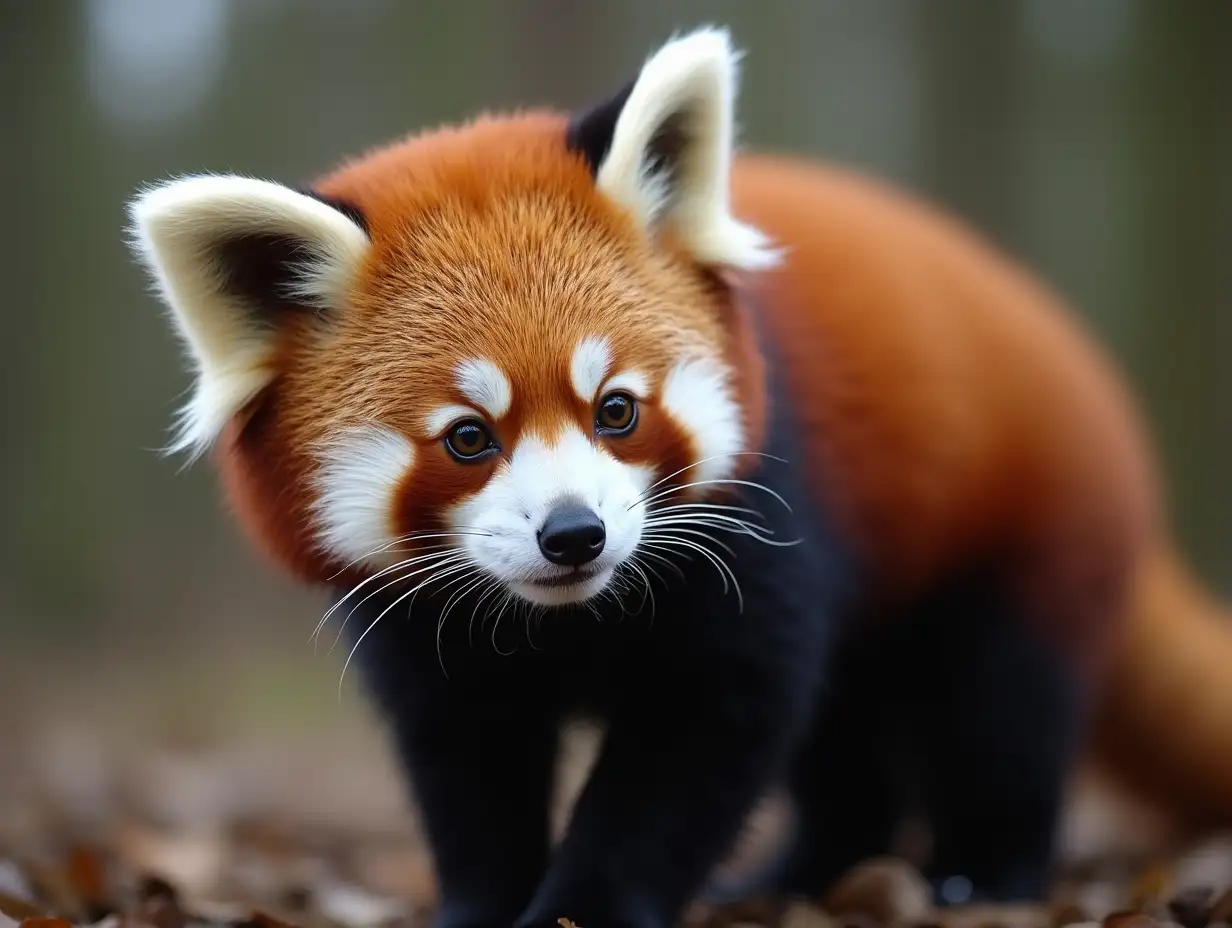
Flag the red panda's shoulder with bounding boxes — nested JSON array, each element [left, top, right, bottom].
[[727, 154, 1159, 605]]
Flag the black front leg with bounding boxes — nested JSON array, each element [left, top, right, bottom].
[[515, 625, 822, 928], [392, 691, 560, 928], [350, 605, 560, 928]]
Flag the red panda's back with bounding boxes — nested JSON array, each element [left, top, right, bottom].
[[730, 155, 1161, 628]]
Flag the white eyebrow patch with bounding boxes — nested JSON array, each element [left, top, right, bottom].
[[312, 424, 414, 566], [603, 369, 650, 398], [455, 357, 512, 418], [570, 336, 612, 403], [424, 404, 481, 436]]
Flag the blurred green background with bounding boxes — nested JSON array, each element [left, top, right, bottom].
[[1, 1, 1228, 750]]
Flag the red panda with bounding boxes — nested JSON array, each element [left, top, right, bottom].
[[126, 25, 1232, 928]]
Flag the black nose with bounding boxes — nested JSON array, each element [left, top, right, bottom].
[[537, 502, 606, 567]]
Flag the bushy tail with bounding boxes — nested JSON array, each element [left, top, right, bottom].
[[1088, 546, 1232, 834]]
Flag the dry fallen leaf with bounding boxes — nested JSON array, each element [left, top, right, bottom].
[[779, 901, 836, 928], [821, 857, 934, 924], [1101, 910, 1160, 928], [0, 895, 42, 923], [937, 903, 1053, 928], [1129, 864, 1174, 913], [6, 725, 1232, 928], [1210, 890, 1232, 925], [242, 911, 300, 928], [1052, 902, 1094, 928]]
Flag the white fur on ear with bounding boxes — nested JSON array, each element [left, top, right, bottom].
[[595, 27, 780, 271], [127, 175, 369, 460]]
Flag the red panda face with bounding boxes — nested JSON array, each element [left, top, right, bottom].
[[290, 145, 762, 608], [128, 28, 778, 606]]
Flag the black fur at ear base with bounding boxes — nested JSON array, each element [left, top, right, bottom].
[[212, 232, 324, 323], [300, 188, 370, 236], [566, 79, 635, 175], [211, 190, 368, 323], [644, 108, 691, 195]]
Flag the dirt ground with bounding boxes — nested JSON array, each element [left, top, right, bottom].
[[4, 651, 1232, 928]]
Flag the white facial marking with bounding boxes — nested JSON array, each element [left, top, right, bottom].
[[603, 369, 650, 398], [425, 404, 482, 436], [455, 357, 511, 419], [570, 336, 613, 403], [312, 425, 414, 567], [662, 355, 745, 484], [448, 429, 653, 607]]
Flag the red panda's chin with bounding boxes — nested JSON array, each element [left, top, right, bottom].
[[511, 566, 616, 607]]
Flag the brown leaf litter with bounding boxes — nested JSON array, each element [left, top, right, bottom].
[[3, 717, 1231, 928], [2, 833, 1232, 928]]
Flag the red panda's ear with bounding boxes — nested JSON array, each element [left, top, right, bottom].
[[567, 26, 780, 272], [126, 175, 370, 461]]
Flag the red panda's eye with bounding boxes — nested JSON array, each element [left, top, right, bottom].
[[445, 420, 497, 462], [596, 392, 637, 435]]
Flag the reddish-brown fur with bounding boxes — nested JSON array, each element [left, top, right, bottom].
[[212, 111, 1232, 833], [731, 157, 1159, 650], [216, 114, 761, 585]]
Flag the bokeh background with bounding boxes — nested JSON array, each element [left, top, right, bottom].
[[2, 0, 1229, 841]]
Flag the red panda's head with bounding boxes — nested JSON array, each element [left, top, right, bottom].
[[127, 27, 780, 607]]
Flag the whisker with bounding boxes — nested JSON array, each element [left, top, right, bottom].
[[636, 561, 658, 620], [337, 555, 483, 692], [322, 531, 425, 582], [312, 546, 464, 645], [620, 558, 655, 619], [476, 586, 510, 644], [323, 529, 494, 582], [419, 566, 484, 619], [643, 527, 738, 558], [637, 478, 794, 513], [327, 551, 471, 652], [645, 513, 774, 536], [639, 535, 744, 613], [584, 598, 603, 622], [638, 538, 726, 592], [636, 547, 689, 579], [437, 570, 494, 672], [631, 451, 789, 507], [491, 592, 518, 655], [630, 551, 670, 591], [488, 589, 514, 641], [644, 514, 802, 548], [524, 598, 544, 651], [599, 573, 630, 618], [441, 570, 492, 629], [469, 576, 507, 649], [647, 501, 768, 521]]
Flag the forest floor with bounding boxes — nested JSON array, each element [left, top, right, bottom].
[[4, 650, 1232, 928]]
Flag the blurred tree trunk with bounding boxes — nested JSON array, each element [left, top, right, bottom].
[[504, 0, 624, 109], [913, 0, 1029, 248], [1126, 0, 1232, 592], [2, 2, 103, 633]]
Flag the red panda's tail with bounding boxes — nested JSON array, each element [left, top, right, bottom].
[[1088, 545, 1232, 837]]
